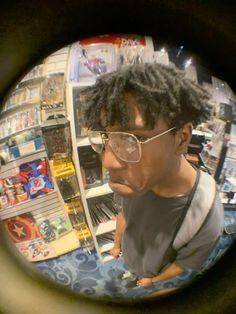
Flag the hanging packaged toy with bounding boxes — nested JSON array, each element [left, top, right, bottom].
[[38, 219, 56, 242], [77, 43, 117, 83], [41, 115, 72, 160], [19, 158, 54, 199]]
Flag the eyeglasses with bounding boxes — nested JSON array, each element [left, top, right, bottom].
[[87, 127, 176, 162]]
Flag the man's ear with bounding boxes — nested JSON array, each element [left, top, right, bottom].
[[175, 123, 193, 155]]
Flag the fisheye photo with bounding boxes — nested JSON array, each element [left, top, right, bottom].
[[0, 34, 235, 301]]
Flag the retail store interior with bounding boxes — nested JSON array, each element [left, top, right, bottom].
[[0, 34, 236, 300]]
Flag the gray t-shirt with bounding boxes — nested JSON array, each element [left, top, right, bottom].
[[115, 172, 224, 278]]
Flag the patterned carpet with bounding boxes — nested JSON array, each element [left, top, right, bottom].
[[34, 210, 236, 300]]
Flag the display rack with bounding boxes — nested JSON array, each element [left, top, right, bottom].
[[65, 82, 115, 262], [0, 47, 83, 262]]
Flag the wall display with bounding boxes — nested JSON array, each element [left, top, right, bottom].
[[0, 47, 82, 264], [0, 106, 41, 140], [68, 34, 154, 83], [0, 157, 54, 210]]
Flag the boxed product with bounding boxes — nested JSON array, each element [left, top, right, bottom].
[[19, 158, 54, 199], [77, 146, 103, 189], [41, 115, 72, 159]]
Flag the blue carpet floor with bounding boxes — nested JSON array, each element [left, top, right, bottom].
[[34, 210, 236, 300]]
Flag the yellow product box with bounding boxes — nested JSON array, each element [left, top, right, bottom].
[[52, 159, 75, 178], [64, 197, 84, 213]]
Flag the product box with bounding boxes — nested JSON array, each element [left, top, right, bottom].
[[41, 115, 72, 159], [77, 146, 103, 189], [56, 175, 80, 201], [52, 159, 75, 178]]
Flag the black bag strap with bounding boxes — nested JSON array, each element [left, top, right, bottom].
[[171, 169, 200, 248]]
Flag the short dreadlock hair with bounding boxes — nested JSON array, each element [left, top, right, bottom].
[[83, 62, 211, 130]]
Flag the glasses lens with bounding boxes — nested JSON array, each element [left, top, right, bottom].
[[109, 133, 141, 162], [88, 131, 104, 153]]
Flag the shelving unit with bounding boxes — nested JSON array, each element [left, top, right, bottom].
[[0, 149, 47, 178], [65, 81, 114, 262], [0, 191, 60, 220], [85, 183, 113, 199], [94, 220, 116, 236], [0, 47, 83, 263], [1, 36, 158, 263]]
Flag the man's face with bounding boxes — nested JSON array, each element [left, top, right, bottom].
[[100, 93, 183, 197]]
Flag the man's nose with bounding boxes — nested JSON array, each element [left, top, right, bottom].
[[102, 144, 125, 170]]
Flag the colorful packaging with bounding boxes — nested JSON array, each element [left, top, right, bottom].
[[38, 219, 56, 242], [19, 159, 54, 199]]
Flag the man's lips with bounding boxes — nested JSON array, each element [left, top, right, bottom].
[[109, 177, 129, 186]]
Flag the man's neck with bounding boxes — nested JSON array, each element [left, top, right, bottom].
[[152, 156, 197, 198]]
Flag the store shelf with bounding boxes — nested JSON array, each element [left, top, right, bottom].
[[0, 125, 41, 143], [77, 137, 90, 147], [1, 101, 40, 118], [17, 75, 45, 88], [0, 149, 47, 178], [85, 183, 113, 199], [7, 147, 45, 163], [99, 242, 114, 253], [0, 191, 58, 220], [94, 220, 116, 236]]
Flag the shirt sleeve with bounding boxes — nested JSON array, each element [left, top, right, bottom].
[[175, 192, 224, 271]]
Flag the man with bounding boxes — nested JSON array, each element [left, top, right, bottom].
[[84, 63, 224, 288]]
